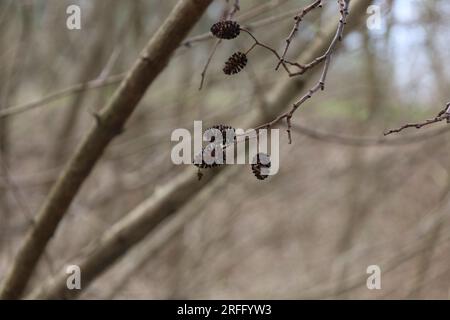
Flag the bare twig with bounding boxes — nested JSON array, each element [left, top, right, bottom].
[[182, 0, 289, 47], [291, 123, 450, 147], [239, 27, 331, 79], [198, 40, 222, 90], [276, 0, 323, 70], [227, 0, 240, 17], [0, 73, 125, 119], [252, 0, 350, 144], [198, 0, 240, 90], [239, 28, 299, 75], [237, 0, 287, 22], [2, 3, 301, 119], [384, 102, 450, 135]]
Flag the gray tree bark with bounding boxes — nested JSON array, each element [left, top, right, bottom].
[[0, 0, 214, 300]]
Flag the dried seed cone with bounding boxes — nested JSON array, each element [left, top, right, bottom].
[[210, 20, 241, 39], [223, 52, 247, 75], [205, 125, 236, 144], [193, 145, 226, 169], [251, 153, 271, 180]]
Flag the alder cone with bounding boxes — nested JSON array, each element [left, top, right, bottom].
[[223, 52, 247, 75], [210, 20, 240, 39], [193, 145, 226, 169], [251, 153, 271, 180], [205, 124, 236, 144]]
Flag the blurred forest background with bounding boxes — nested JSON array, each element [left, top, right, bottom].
[[1, 0, 450, 299]]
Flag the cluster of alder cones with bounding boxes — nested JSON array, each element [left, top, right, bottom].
[[210, 21, 248, 75], [193, 125, 271, 181], [193, 21, 272, 181]]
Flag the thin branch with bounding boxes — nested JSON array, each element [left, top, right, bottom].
[[181, 0, 290, 47], [227, 0, 240, 16], [236, 0, 287, 22], [198, 0, 240, 90], [276, 0, 323, 70], [239, 28, 298, 75], [290, 123, 450, 147], [384, 102, 450, 135], [198, 40, 222, 90], [253, 0, 350, 143], [223, 27, 327, 82], [3, 3, 301, 118], [199, 1, 331, 88], [0, 73, 125, 119], [0, 159, 55, 273]]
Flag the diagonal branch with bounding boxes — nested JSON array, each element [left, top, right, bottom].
[[0, 2, 308, 119], [253, 0, 350, 143], [291, 123, 450, 147], [0, 73, 125, 119], [198, 0, 240, 90], [276, 0, 323, 70], [0, 0, 214, 300], [384, 102, 450, 135]]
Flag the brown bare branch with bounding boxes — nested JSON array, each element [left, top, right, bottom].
[[276, 0, 323, 70], [253, 0, 350, 144], [198, 0, 240, 90], [384, 102, 450, 136], [0, 0, 214, 300]]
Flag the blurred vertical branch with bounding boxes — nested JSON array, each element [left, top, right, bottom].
[[407, 3, 449, 297], [423, 2, 449, 101], [47, 1, 119, 170], [333, 25, 381, 297], [0, 0, 214, 300], [0, 2, 31, 255], [102, 170, 242, 299]]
